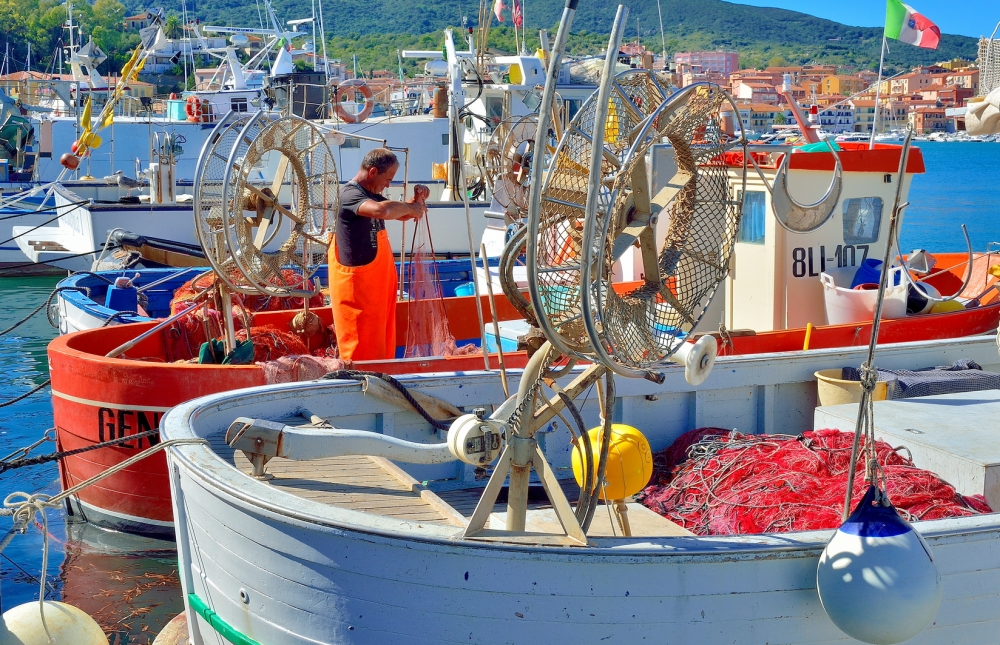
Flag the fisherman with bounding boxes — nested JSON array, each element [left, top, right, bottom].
[[329, 148, 429, 361]]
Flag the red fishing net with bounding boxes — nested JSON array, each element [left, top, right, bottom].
[[169, 269, 324, 315], [402, 216, 479, 358], [259, 355, 352, 384], [637, 428, 992, 536]]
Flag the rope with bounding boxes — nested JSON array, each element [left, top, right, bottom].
[[102, 310, 140, 326], [321, 370, 453, 430], [1, 436, 207, 642], [0, 379, 50, 408], [0, 199, 90, 222], [0, 429, 160, 475], [1, 428, 55, 463], [0, 202, 87, 247], [0, 249, 111, 275], [0, 286, 89, 336]]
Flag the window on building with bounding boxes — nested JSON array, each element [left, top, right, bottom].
[[738, 190, 766, 244], [843, 197, 883, 244]]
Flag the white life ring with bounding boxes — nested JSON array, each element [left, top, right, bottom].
[[334, 80, 374, 124]]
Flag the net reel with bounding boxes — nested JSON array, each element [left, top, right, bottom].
[[222, 114, 338, 297], [192, 113, 339, 347], [519, 71, 745, 383]]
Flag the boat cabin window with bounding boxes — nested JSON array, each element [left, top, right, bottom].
[[340, 137, 360, 148], [483, 97, 504, 125], [842, 197, 883, 244], [231, 97, 249, 113], [738, 191, 766, 244]]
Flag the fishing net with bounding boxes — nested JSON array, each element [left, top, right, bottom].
[[259, 355, 352, 384], [979, 35, 1000, 97], [637, 428, 992, 536], [402, 216, 479, 358], [169, 270, 325, 315]]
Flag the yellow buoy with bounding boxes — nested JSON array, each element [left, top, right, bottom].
[[0, 601, 108, 645], [929, 299, 965, 314], [571, 424, 653, 500]]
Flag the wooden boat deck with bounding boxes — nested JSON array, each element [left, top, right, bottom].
[[212, 429, 693, 537]]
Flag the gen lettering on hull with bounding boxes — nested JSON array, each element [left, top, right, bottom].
[[97, 408, 161, 448]]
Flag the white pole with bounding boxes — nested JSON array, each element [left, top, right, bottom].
[[656, 0, 666, 62], [317, 0, 329, 81], [869, 35, 887, 150]]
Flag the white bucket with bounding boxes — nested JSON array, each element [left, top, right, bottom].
[[820, 266, 907, 325]]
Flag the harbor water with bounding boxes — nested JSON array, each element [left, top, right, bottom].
[[0, 141, 998, 642]]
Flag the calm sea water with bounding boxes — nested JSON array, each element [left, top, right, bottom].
[[0, 276, 181, 643], [0, 141, 998, 641]]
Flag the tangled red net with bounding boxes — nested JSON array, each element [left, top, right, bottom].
[[402, 216, 479, 358], [636, 428, 992, 536], [169, 269, 324, 315]]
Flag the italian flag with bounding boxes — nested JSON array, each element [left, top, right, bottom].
[[885, 0, 941, 49]]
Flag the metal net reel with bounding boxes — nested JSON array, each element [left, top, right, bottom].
[[222, 114, 339, 297], [193, 112, 272, 292], [482, 116, 513, 208], [523, 72, 746, 379]]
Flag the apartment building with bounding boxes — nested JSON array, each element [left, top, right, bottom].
[[673, 51, 740, 76], [910, 107, 947, 132], [820, 75, 865, 96]]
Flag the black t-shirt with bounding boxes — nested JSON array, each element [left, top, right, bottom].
[[335, 181, 388, 267]]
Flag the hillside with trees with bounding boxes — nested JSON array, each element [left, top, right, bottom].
[[0, 0, 982, 81]]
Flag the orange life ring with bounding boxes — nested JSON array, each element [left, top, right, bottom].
[[185, 96, 202, 123], [334, 80, 374, 123]]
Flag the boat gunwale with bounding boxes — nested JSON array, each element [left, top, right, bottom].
[[163, 357, 1000, 562]]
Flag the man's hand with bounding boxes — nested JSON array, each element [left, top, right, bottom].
[[403, 184, 430, 221]]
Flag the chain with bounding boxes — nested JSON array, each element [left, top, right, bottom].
[[0, 429, 160, 474], [506, 373, 545, 433]]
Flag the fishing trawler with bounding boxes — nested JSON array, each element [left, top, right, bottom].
[[158, 13, 1000, 640], [46, 68, 1000, 536]]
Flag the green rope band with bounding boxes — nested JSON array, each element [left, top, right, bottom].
[[188, 593, 262, 645]]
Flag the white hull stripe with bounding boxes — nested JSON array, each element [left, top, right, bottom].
[[75, 498, 175, 528], [52, 389, 173, 413]]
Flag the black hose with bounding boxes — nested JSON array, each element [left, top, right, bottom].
[[557, 391, 594, 523], [321, 370, 453, 430]]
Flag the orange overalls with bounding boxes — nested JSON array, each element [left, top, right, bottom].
[[329, 229, 397, 361]]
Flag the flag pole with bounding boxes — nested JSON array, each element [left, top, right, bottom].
[[869, 35, 888, 150]]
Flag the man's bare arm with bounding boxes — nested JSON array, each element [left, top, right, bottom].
[[356, 184, 429, 221]]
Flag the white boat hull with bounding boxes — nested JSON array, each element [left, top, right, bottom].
[[164, 335, 1000, 644], [10, 182, 489, 271]]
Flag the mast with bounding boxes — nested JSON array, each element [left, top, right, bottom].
[[317, 0, 329, 82], [656, 0, 666, 63]]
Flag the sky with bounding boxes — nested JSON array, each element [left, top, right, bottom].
[[728, 0, 1000, 39]]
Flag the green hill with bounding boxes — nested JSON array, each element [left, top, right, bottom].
[[2, 0, 981, 79], [148, 0, 980, 75]]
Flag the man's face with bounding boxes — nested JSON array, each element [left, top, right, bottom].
[[369, 163, 398, 194]]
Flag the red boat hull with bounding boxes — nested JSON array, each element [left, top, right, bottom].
[[47, 283, 1000, 537]]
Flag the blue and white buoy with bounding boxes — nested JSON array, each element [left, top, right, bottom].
[[817, 486, 942, 644]]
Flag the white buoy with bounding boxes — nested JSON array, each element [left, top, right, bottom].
[[0, 601, 108, 645], [817, 486, 942, 644]]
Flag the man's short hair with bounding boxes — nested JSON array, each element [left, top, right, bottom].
[[361, 148, 399, 174]]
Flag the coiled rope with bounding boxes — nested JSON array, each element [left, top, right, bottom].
[[0, 436, 208, 641]]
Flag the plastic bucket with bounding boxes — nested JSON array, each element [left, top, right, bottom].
[[815, 369, 887, 406], [821, 266, 907, 325], [454, 282, 476, 297], [850, 258, 902, 289]]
